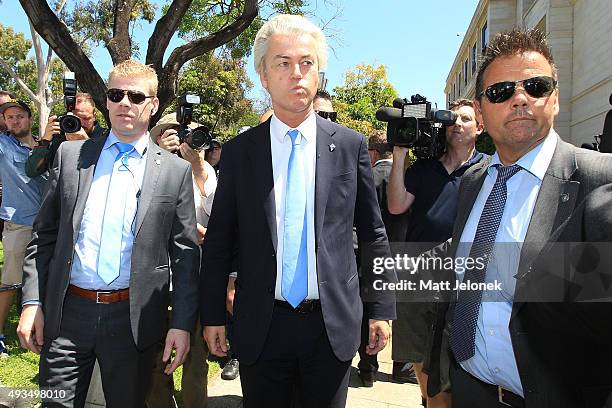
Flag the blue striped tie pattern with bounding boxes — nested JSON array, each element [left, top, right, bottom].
[[97, 142, 134, 285], [281, 129, 308, 307], [450, 164, 521, 362]]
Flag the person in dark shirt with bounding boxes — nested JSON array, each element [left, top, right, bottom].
[[387, 99, 487, 408], [26, 92, 106, 177]]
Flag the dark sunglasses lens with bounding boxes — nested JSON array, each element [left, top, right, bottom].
[[486, 82, 515, 103], [107, 89, 124, 103], [127, 91, 147, 104], [316, 111, 337, 122], [524, 76, 555, 98], [329, 112, 337, 122]]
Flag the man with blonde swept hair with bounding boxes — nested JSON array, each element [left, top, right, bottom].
[[201, 14, 396, 407], [17, 59, 200, 407]]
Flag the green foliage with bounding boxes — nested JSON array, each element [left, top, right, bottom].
[[332, 64, 398, 137], [167, 52, 258, 142], [475, 130, 496, 155]]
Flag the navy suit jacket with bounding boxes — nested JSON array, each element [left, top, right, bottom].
[[200, 115, 397, 364]]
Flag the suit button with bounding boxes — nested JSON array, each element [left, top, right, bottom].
[[67, 259, 72, 265], [268, 287, 273, 294], [272, 253, 275, 258]]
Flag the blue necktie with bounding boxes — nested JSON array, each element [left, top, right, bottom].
[[282, 129, 308, 307], [97, 142, 134, 285], [450, 164, 521, 362]]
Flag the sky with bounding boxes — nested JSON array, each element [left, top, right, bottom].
[[0, 0, 479, 110]]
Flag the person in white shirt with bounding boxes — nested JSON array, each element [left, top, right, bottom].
[[146, 112, 217, 408]]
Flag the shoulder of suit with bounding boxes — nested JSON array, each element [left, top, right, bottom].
[[566, 141, 612, 182]]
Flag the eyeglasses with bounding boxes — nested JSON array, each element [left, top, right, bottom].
[[106, 88, 154, 105], [315, 110, 337, 122], [479, 76, 557, 104]]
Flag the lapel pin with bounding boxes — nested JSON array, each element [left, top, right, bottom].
[[560, 192, 569, 203], [155, 159, 161, 165], [329, 143, 336, 152]]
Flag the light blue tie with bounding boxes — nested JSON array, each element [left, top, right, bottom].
[[97, 142, 134, 285], [282, 129, 308, 307]]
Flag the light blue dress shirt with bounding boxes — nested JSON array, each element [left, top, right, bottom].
[[70, 132, 148, 290], [455, 131, 558, 396], [0, 133, 47, 225]]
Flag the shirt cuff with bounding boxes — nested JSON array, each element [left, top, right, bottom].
[[22, 300, 42, 307]]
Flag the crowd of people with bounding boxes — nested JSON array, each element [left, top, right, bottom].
[[0, 12, 611, 408]]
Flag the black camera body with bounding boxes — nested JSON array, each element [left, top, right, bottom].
[[57, 72, 81, 135], [376, 94, 457, 159], [176, 94, 211, 150]]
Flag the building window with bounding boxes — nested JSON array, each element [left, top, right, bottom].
[[535, 16, 546, 34], [464, 60, 469, 85], [458, 73, 461, 94], [453, 83, 456, 100], [481, 22, 489, 52], [471, 44, 477, 74]]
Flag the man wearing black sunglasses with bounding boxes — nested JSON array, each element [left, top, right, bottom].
[[313, 89, 337, 122], [18, 59, 200, 407], [420, 29, 612, 408]]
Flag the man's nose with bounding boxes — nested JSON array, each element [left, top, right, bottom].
[[290, 64, 303, 79], [510, 85, 529, 108]]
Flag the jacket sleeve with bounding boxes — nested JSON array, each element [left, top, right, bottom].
[[21, 143, 64, 304], [200, 141, 238, 327], [168, 163, 201, 333], [354, 134, 398, 321]]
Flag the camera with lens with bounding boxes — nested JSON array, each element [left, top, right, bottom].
[[176, 94, 212, 150], [376, 94, 457, 159], [57, 72, 82, 135]]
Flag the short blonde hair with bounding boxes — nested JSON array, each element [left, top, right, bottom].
[[253, 14, 328, 75], [108, 59, 158, 95]]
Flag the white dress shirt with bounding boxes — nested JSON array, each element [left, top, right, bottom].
[[70, 131, 148, 290], [193, 159, 217, 226], [456, 130, 558, 396], [270, 113, 319, 300]]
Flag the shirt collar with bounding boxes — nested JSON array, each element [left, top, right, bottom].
[[104, 130, 149, 157], [270, 112, 317, 144], [488, 129, 558, 181]]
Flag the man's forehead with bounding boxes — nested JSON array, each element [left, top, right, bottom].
[[485, 51, 553, 82], [3, 106, 27, 116], [268, 34, 317, 57], [109, 75, 151, 91]]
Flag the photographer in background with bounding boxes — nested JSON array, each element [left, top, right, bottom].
[[26, 92, 105, 177], [313, 89, 337, 122], [0, 99, 47, 356], [387, 99, 486, 408], [146, 111, 216, 408], [0, 90, 16, 241]]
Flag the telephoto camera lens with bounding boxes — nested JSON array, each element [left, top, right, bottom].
[[58, 113, 82, 134]]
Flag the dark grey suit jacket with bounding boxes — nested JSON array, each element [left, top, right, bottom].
[[21, 133, 200, 350], [423, 134, 612, 407], [200, 116, 397, 365]]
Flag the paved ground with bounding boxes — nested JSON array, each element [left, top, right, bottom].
[[208, 337, 424, 408]]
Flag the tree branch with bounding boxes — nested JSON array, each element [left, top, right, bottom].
[[145, 0, 192, 71], [107, 0, 138, 64], [152, 0, 258, 124], [19, 0, 109, 118], [0, 58, 38, 101], [44, 0, 68, 78]]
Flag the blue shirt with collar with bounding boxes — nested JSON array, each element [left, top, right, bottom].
[[70, 131, 149, 290], [455, 131, 558, 396], [0, 132, 47, 225]]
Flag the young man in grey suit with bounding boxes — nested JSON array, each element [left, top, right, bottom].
[[201, 14, 396, 408], [17, 59, 200, 407], [420, 29, 612, 408]]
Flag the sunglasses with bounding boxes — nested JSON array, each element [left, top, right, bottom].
[[315, 110, 337, 122], [480, 76, 557, 104], [106, 88, 154, 105]]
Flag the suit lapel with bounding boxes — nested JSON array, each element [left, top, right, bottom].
[[450, 158, 491, 256], [133, 141, 162, 235], [72, 132, 108, 236], [248, 121, 277, 251], [512, 139, 579, 316], [314, 116, 337, 241]]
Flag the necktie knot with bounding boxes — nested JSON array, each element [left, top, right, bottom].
[[114, 142, 134, 161], [494, 164, 521, 184], [287, 129, 300, 146]]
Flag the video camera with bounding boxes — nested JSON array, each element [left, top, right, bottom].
[[176, 94, 212, 150], [57, 72, 82, 135], [376, 94, 457, 159]]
